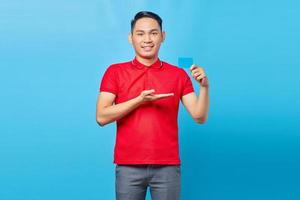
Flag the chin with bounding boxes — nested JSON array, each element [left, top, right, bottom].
[[138, 53, 156, 59], [143, 54, 156, 59]]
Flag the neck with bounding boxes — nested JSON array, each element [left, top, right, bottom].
[[136, 55, 158, 66]]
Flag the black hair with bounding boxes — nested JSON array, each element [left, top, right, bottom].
[[131, 11, 163, 33]]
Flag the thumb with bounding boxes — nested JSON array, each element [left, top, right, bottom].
[[143, 89, 155, 95]]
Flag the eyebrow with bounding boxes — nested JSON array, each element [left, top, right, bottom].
[[135, 29, 159, 33]]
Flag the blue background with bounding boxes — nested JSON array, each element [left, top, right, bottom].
[[1, 0, 299, 199]]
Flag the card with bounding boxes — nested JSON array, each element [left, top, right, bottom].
[[178, 57, 193, 69]]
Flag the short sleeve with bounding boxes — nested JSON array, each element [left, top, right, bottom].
[[180, 69, 194, 97], [99, 65, 118, 95]]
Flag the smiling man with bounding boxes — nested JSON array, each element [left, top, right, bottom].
[[96, 11, 209, 200]]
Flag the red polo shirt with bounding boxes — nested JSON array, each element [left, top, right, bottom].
[[99, 57, 194, 165]]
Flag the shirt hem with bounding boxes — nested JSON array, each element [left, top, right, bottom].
[[99, 88, 117, 95], [182, 90, 194, 97], [113, 160, 181, 165]]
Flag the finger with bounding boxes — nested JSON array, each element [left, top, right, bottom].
[[196, 74, 206, 81], [200, 77, 209, 86], [189, 64, 197, 71], [201, 77, 208, 85], [191, 70, 198, 76], [143, 89, 155, 95], [155, 93, 174, 98], [193, 71, 205, 78], [191, 68, 203, 76], [193, 72, 202, 78]]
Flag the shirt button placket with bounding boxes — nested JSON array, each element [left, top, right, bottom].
[[144, 68, 149, 90]]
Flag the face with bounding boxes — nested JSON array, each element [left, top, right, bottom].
[[129, 17, 165, 61]]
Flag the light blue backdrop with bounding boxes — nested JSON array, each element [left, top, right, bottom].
[[1, 0, 299, 199]]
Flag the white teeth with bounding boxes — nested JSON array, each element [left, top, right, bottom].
[[142, 46, 153, 51]]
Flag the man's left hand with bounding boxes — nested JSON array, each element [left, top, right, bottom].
[[190, 64, 209, 87]]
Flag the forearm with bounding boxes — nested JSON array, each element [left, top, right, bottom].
[[193, 87, 209, 123], [97, 96, 143, 126]]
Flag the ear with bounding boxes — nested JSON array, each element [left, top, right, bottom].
[[128, 33, 133, 44], [162, 31, 166, 43]]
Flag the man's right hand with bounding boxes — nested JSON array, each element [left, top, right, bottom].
[[96, 89, 174, 126], [138, 89, 174, 103]]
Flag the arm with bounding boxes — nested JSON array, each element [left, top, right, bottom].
[[96, 91, 141, 127], [181, 64, 210, 124], [96, 89, 174, 127], [181, 88, 209, 124]]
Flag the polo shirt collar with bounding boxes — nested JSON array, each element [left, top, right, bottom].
[[131, 57, 163, 70]]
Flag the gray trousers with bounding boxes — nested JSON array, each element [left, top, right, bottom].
[[115, 164, 181, 200]]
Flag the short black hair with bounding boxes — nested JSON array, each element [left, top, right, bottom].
[[131, 11, 163, 33]]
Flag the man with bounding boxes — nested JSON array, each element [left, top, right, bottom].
[[96, 11, 209, 200]]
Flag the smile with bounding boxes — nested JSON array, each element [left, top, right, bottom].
[[142, 45, 154, 51]]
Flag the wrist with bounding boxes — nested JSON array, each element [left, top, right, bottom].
[[135, 95, 144, 105], [200, 85, 209, 89]]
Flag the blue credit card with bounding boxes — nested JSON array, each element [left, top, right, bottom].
[[178, 57, 193, 69]]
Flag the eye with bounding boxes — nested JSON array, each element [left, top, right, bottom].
[[151, 32, 158, 36], [136, 33, 143, 36]]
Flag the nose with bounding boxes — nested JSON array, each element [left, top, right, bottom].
[[143, 33, 152, 43]]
